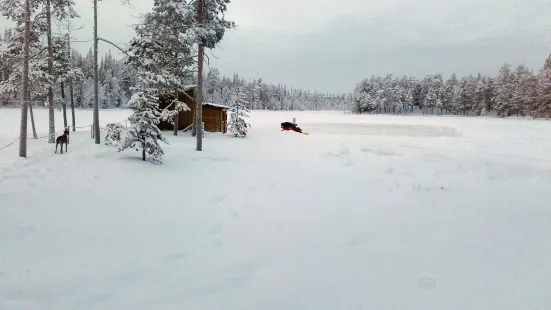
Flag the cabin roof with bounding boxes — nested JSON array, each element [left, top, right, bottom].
[[181, 84, 197, 92], [203, 102, 229, 109]]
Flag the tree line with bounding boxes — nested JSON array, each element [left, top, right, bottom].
[[1, 27, 137, 110], [204, 68, 350, 111], [351, 56, 551, 118], [1, 32, 351, 113]]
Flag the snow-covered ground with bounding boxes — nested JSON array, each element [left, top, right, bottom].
[[1, 108, 550, 310]]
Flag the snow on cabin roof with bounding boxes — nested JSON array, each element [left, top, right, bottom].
[[203, 102, 229, 109], [181, 85, 197, 92]]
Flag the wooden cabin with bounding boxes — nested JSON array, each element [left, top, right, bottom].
[[158, 85, 228, 133]]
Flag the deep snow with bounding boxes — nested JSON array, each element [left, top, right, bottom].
[[1, 108, 550, 309]]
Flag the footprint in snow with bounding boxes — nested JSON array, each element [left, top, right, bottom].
[[165, 251, 188, 261], [212, 239, 223, 249], [210, 222, 224, 234], [230, 210, 240, 219], [212, 194, 228, 204], [348, 238, 366, 248]]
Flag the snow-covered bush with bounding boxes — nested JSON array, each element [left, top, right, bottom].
[[104, 122, 126, 146], [228, 87, 250, 138]]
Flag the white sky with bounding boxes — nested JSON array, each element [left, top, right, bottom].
[[1, 0, 550, 93]]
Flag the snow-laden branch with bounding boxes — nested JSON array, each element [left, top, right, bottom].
[[97, 37, 129, 56]]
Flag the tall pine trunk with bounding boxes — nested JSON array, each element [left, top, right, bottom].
[[19, 0, 31, 157], [92, 0, 100, 143], [29, 102, 37, 139], [70, 84, 75, 131], [67, 22, 76, 132], [191, 103, 196, 136], [61, 82, 67, 128], [195, 0, 204, 151], [46, 0, 55, 143], [28, 90, 37, 139]]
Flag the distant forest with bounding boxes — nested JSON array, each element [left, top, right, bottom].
[[350, 56, 551, 119], [3, 25, 550, 118]]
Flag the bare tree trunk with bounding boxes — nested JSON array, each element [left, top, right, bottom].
[[195, 0, 204, 151], [61, 82, 67, 128], [191, 92, 196, 136], [29, 102, 37, 139], [27, 89, 37, 139], [67, 21, 76, 132], [173, 89, 179, 135], [19, 0, 31, 157], [70, 84, 75, 131], [93, 0, 100, 143], [46, 0, 55, 143], [173, 114, 179, 135]]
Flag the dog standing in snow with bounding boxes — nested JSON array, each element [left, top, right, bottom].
[[55, 129, 70, 154]]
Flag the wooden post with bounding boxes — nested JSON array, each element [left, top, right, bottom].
[[293, 117, 296, 124]]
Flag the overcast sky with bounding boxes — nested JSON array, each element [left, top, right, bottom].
[[1, 0, 550, 93]]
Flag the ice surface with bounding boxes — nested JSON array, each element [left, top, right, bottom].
[[1, 108, 550, 309]]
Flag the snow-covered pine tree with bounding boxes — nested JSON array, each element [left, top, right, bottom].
[[52, 33, 79, 128], [126, 0, 200, 133], [205, 67, 221, 102], [395, 76, 409, 113], [0, 0, 34, 155], [511, 64, 535, 116], [533, 66, 551, 118], [228, 87, 250, 137], [493, 64, 514, 117], [483, 77, 495, 113], [433, 74, 444, 114], [473, 77, 487, 116], [456, 77, 473, 115], [252, 78, 262, 109], [451, 84, 462, 114], [442, 73, 458, 114], [543, 54, 551, 71], [423, 85, 438, 115], [534, 54, 551, 118], [0, 7, 51, 103], [117, 84, 169, 162], [421, 75, 440, 114]]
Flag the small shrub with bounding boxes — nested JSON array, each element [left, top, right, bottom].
[[105, 123, 126, 146]]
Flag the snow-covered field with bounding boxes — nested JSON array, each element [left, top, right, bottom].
[[1, 108, 550, 310]]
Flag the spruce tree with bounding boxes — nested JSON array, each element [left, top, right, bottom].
[[117, 85, 169, 163], [228, 87, 250, 138]]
